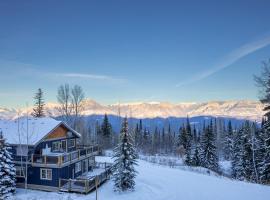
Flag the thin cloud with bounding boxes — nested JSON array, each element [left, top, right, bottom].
[[176, 33, 270, 87], [56, 73, 127, 82]]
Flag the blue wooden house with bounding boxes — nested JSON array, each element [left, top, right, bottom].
[[0, 117, 99, 192]]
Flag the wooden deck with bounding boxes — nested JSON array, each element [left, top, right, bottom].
[[59, 162, 112, 194]]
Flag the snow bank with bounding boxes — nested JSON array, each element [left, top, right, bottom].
[[13, 157, 270, 200]]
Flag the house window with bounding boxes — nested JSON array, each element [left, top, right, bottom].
[[52, 141, 62, 151], [16, 167, 25, 177], [68, 139, 75, 148], [75, 162, 81, 173], [40, 168, 52, 180]]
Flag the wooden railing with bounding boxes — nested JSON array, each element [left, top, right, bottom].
[[59, 164, 112, 194], [31, 145, 99, 166]]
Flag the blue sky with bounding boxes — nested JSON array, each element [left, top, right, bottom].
[[1, 0, 270, 107]]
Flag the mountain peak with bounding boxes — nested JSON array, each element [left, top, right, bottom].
[[0, 99, 264, 121]]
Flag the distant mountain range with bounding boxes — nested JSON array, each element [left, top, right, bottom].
[[0, 99, 264, 121]]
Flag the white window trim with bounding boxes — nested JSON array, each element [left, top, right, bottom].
[[40, 168, 52, 180]]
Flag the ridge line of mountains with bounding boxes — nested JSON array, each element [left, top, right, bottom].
[[0, 99, 264, 121]]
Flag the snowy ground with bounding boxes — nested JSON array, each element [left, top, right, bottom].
[[12, 157, 270, 200]]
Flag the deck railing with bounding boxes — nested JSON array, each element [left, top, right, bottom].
[[31, 145, 99, 166], [59, 165, 112, 194]]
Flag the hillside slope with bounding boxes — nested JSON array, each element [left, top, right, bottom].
[[15, 158, 270, 200]]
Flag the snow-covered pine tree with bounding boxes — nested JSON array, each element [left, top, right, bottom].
[[254, 60, 270, 184], [261, 119, 270, 184], [112, 117, 138, 192], [224, 120, 234, 160], [185, 117, 193, 165], [200, 120, 219, 172], [31, 88, 46, 118], [231, 128, 245, 180], [242, 121, 254, 181], [0, 131, 16, 199]]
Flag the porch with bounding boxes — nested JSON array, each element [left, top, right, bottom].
[[59, 162, 113, 194]]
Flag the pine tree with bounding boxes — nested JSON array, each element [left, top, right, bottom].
[[101, 114, 113, 149], [200, 120, 219, 172], [224, 121, 234, 160], [112, 117, 138, 192], [231, 128, 245, 180], [0, 131, 16, 199], [261, 120, 270, 184], [32, 88, 45, 118], [242, 121, 253, 181], [192, 145, 201, 166]]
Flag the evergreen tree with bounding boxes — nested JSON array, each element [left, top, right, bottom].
[[112, 117, 138, 192], [232, 128, 245, 180], [224, 121, 234, 160], [254, 60, 270, 183], [0, 131, 16, 199], [200, 120, 219, 172], [192, 145, 201, 166], [101, 114, 113, 149], [32, 88, 45, 118], [185, 117, 192, 165], [242, 121, 253, 181]]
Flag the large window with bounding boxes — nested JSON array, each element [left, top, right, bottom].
[[68, 139, 75, 148], [75, 162, 81, 173], [40, 168, 52, 180], [52, 141, 62, 151], [16, 166, 25, 177]]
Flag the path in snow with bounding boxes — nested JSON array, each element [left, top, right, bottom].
[[14, 158, 270, 200]]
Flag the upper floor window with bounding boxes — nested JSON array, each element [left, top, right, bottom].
[[40, 168, 52, 180], [68, 139, 75, 148], [52, 141, 62, 152]]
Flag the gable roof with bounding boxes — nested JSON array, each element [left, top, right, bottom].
[[0, 117, 81, 145]]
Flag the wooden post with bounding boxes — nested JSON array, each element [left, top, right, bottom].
[[95, 177, 99, 200], [69, 179, 71, 192], [59, 178, 61, 190], [44, 156, 47, 165]]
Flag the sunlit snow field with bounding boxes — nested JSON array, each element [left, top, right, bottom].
[[13, 157, 270, 200]]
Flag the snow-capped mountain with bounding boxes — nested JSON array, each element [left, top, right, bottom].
[[0, 99, 264, 121]]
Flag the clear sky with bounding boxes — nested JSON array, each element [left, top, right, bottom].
[[1, 0, 270, 108]]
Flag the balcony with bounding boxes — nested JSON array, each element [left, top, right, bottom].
[[31, 145, 99, 167]]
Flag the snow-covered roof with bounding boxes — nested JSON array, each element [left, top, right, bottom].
[[0, 117, 80, 145]]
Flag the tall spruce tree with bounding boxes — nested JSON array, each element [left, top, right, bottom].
[[224, 121, 234, 160], [200, 120, 219, 172], [32, 88, 45, 118], [242, 121, 254, 181], [254, 60, 270, 183], [232, 128, 245, 180], [112, 117, 138, 192], [0, 131, 16, 199], [101, 114, 112, 149]]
